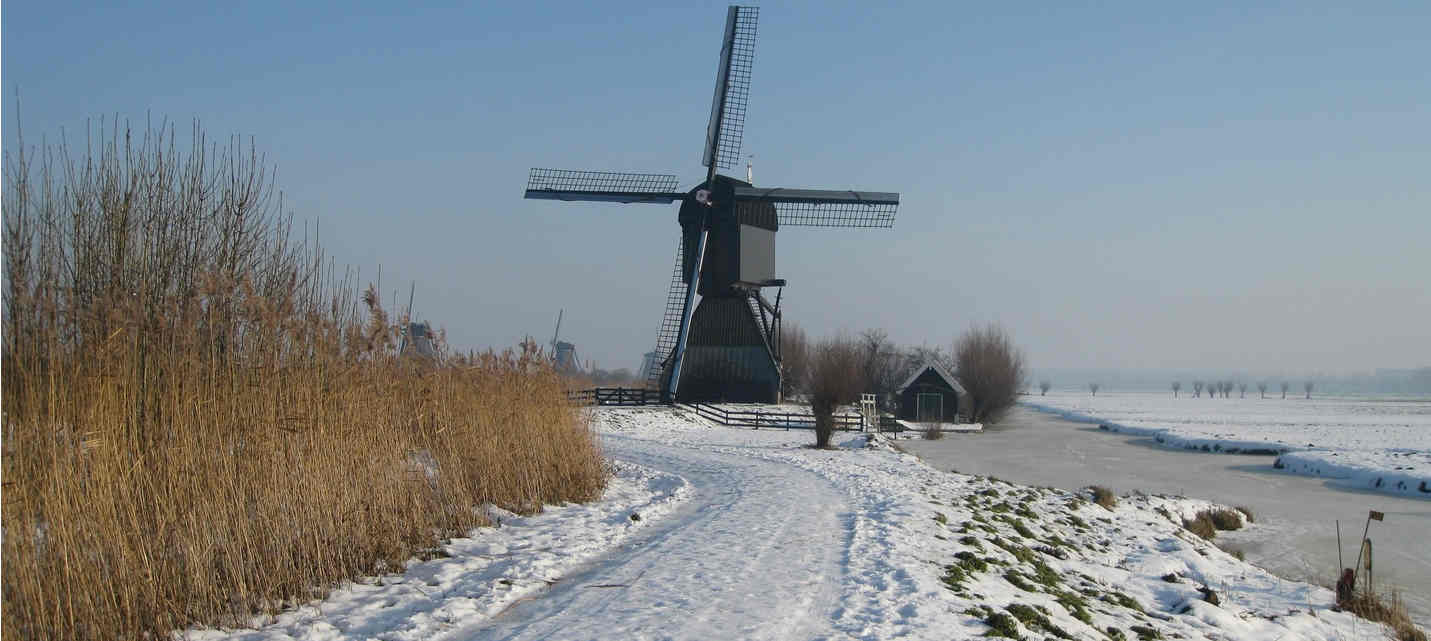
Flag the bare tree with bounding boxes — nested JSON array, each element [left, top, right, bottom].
[[1257, 381, 1267, 399], [808, 335, 861, 448], [953, 323, 1026, 423], [1280, 381, 1290, 399], [1089, 382, 1100, 396], [1039, 380, 1051, 396], [1223, 380, 1234, 398], [1238, 382, 1247, 398], [1171, 381, 1181, 398], [857, 328, 903, 410], [1304, 380, 1313, 399], [1193, 380, 1204, 398], [779, 323, 810, 401]]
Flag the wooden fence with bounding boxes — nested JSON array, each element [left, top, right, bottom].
[[684, 402, 872, 431], [567, 387, 663, 406]]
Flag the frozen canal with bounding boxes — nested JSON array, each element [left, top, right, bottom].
[[903, 405, 1431, 623]]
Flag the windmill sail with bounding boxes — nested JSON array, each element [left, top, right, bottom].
[[702, 6, 758, 171], [525, 169, 684, 204], [734, 186, 899, 228]]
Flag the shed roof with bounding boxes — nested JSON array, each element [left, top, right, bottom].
[[896, 361, 967, 396]]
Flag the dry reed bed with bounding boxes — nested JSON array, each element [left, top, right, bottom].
[[3, 119, 607, 640]]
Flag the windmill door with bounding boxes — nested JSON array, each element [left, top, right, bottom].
[[917, 393, 942, 423]]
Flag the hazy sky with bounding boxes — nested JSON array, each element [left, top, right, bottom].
[[5, 1, 1428, 374]]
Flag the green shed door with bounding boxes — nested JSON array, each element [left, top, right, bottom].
[[917, 393, 942, 422]]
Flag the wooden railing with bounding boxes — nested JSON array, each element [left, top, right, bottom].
[[685, 402, 867, 431], [567, 387, 664, 406]]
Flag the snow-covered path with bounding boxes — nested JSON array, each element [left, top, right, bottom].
[[465, 434, 847, 640], [188, 406, 1405, 641]]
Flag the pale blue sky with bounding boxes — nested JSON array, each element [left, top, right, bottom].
[[5, 1, 1428, 374]]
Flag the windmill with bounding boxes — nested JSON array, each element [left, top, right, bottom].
[[524, 6, 900, 403], [548, 309, 582, 374]]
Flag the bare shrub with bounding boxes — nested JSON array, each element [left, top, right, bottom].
[[1089, 486, 1117, 510], [1183, 508, 1244, 539], [1235, 505, 1255, 523], [1089, 382, 1100, 396], [1305, 380, 1314, 399], [1207, 508, 1243, 531], [921, 423, 944, 440], [1171, 381, 1181, 397], [1193, 381, 1204, 398], [1040, 380, 1051, 396], [809, 335, 861, 448], [1341, 589, 1427, 641], [1183, 513, 1218, 540], [779, 323, 810, 400], [1257, 382, 1267, 398], [2, 119, 606, 640], [952, 323, 1026, 423], [1281, 381, 1290, 399]]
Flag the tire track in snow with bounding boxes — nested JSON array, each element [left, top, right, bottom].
[[456, 433, 849, 641]]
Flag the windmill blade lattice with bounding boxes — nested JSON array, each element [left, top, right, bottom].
[[734, 187, 899, 228], [645, 236, 690, 390], [702, 6, 758, 170], [525, 168, 684, 203]]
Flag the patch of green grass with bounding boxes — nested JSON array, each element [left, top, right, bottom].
[[1067, 515, 1088, 529], [1004, 570, 1038, 592], [1105, 627, 1127, 641], [1109, 591, 1145, 613], [1030, 559, 1062, 588], [1012, 519, 1035, 539], [955, 551, 990, 573], [934, 512, 948, 525], [980, 487, 1002, 497], [991, 537, 1038, 564], [942, 564, 968, 591], [990, 501, 1013, 514], [1054, 590, 1093, 623], [960, 535, 983, 548], [1006, 604, 1073, 640], [1130, 624, 1161, 640], [1016, 503, 1039, 520], [983, 611, 1021, 638]]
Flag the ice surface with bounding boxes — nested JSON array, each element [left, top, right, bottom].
[[1024, 390, 1431, 498]]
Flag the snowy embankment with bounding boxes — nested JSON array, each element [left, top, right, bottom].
[[1023, 391, 1431, 499], [186, 406, 1402, 641]]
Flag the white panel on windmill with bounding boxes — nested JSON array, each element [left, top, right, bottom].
[[739, 225, 774, 283]]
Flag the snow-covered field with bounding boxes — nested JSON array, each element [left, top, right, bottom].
[[1024, 390, 1431, 499], [186, 406, 1408, 640]]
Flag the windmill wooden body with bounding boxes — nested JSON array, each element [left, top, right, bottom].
[[525, 6, 900, 403]]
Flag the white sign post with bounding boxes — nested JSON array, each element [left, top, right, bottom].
[[860, 393, 878, 432]]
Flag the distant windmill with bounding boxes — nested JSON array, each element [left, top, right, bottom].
[[548, 309, 582, 374], [524, 6, 900, 403], [398, 282, 438, 360]]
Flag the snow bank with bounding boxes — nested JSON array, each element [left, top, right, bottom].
[[1024, 391, 1431, 499], [186, 406, 1409, 640]]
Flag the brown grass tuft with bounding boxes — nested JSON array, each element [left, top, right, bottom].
[[1089, 486, 1117, 510], [3, 119, 606, 640], [1341, 589, 1427, 641]]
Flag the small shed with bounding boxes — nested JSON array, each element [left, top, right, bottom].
[[896, 362, 968, 423]]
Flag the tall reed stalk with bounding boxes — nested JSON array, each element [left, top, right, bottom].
[[2, 119, 606, 640]]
